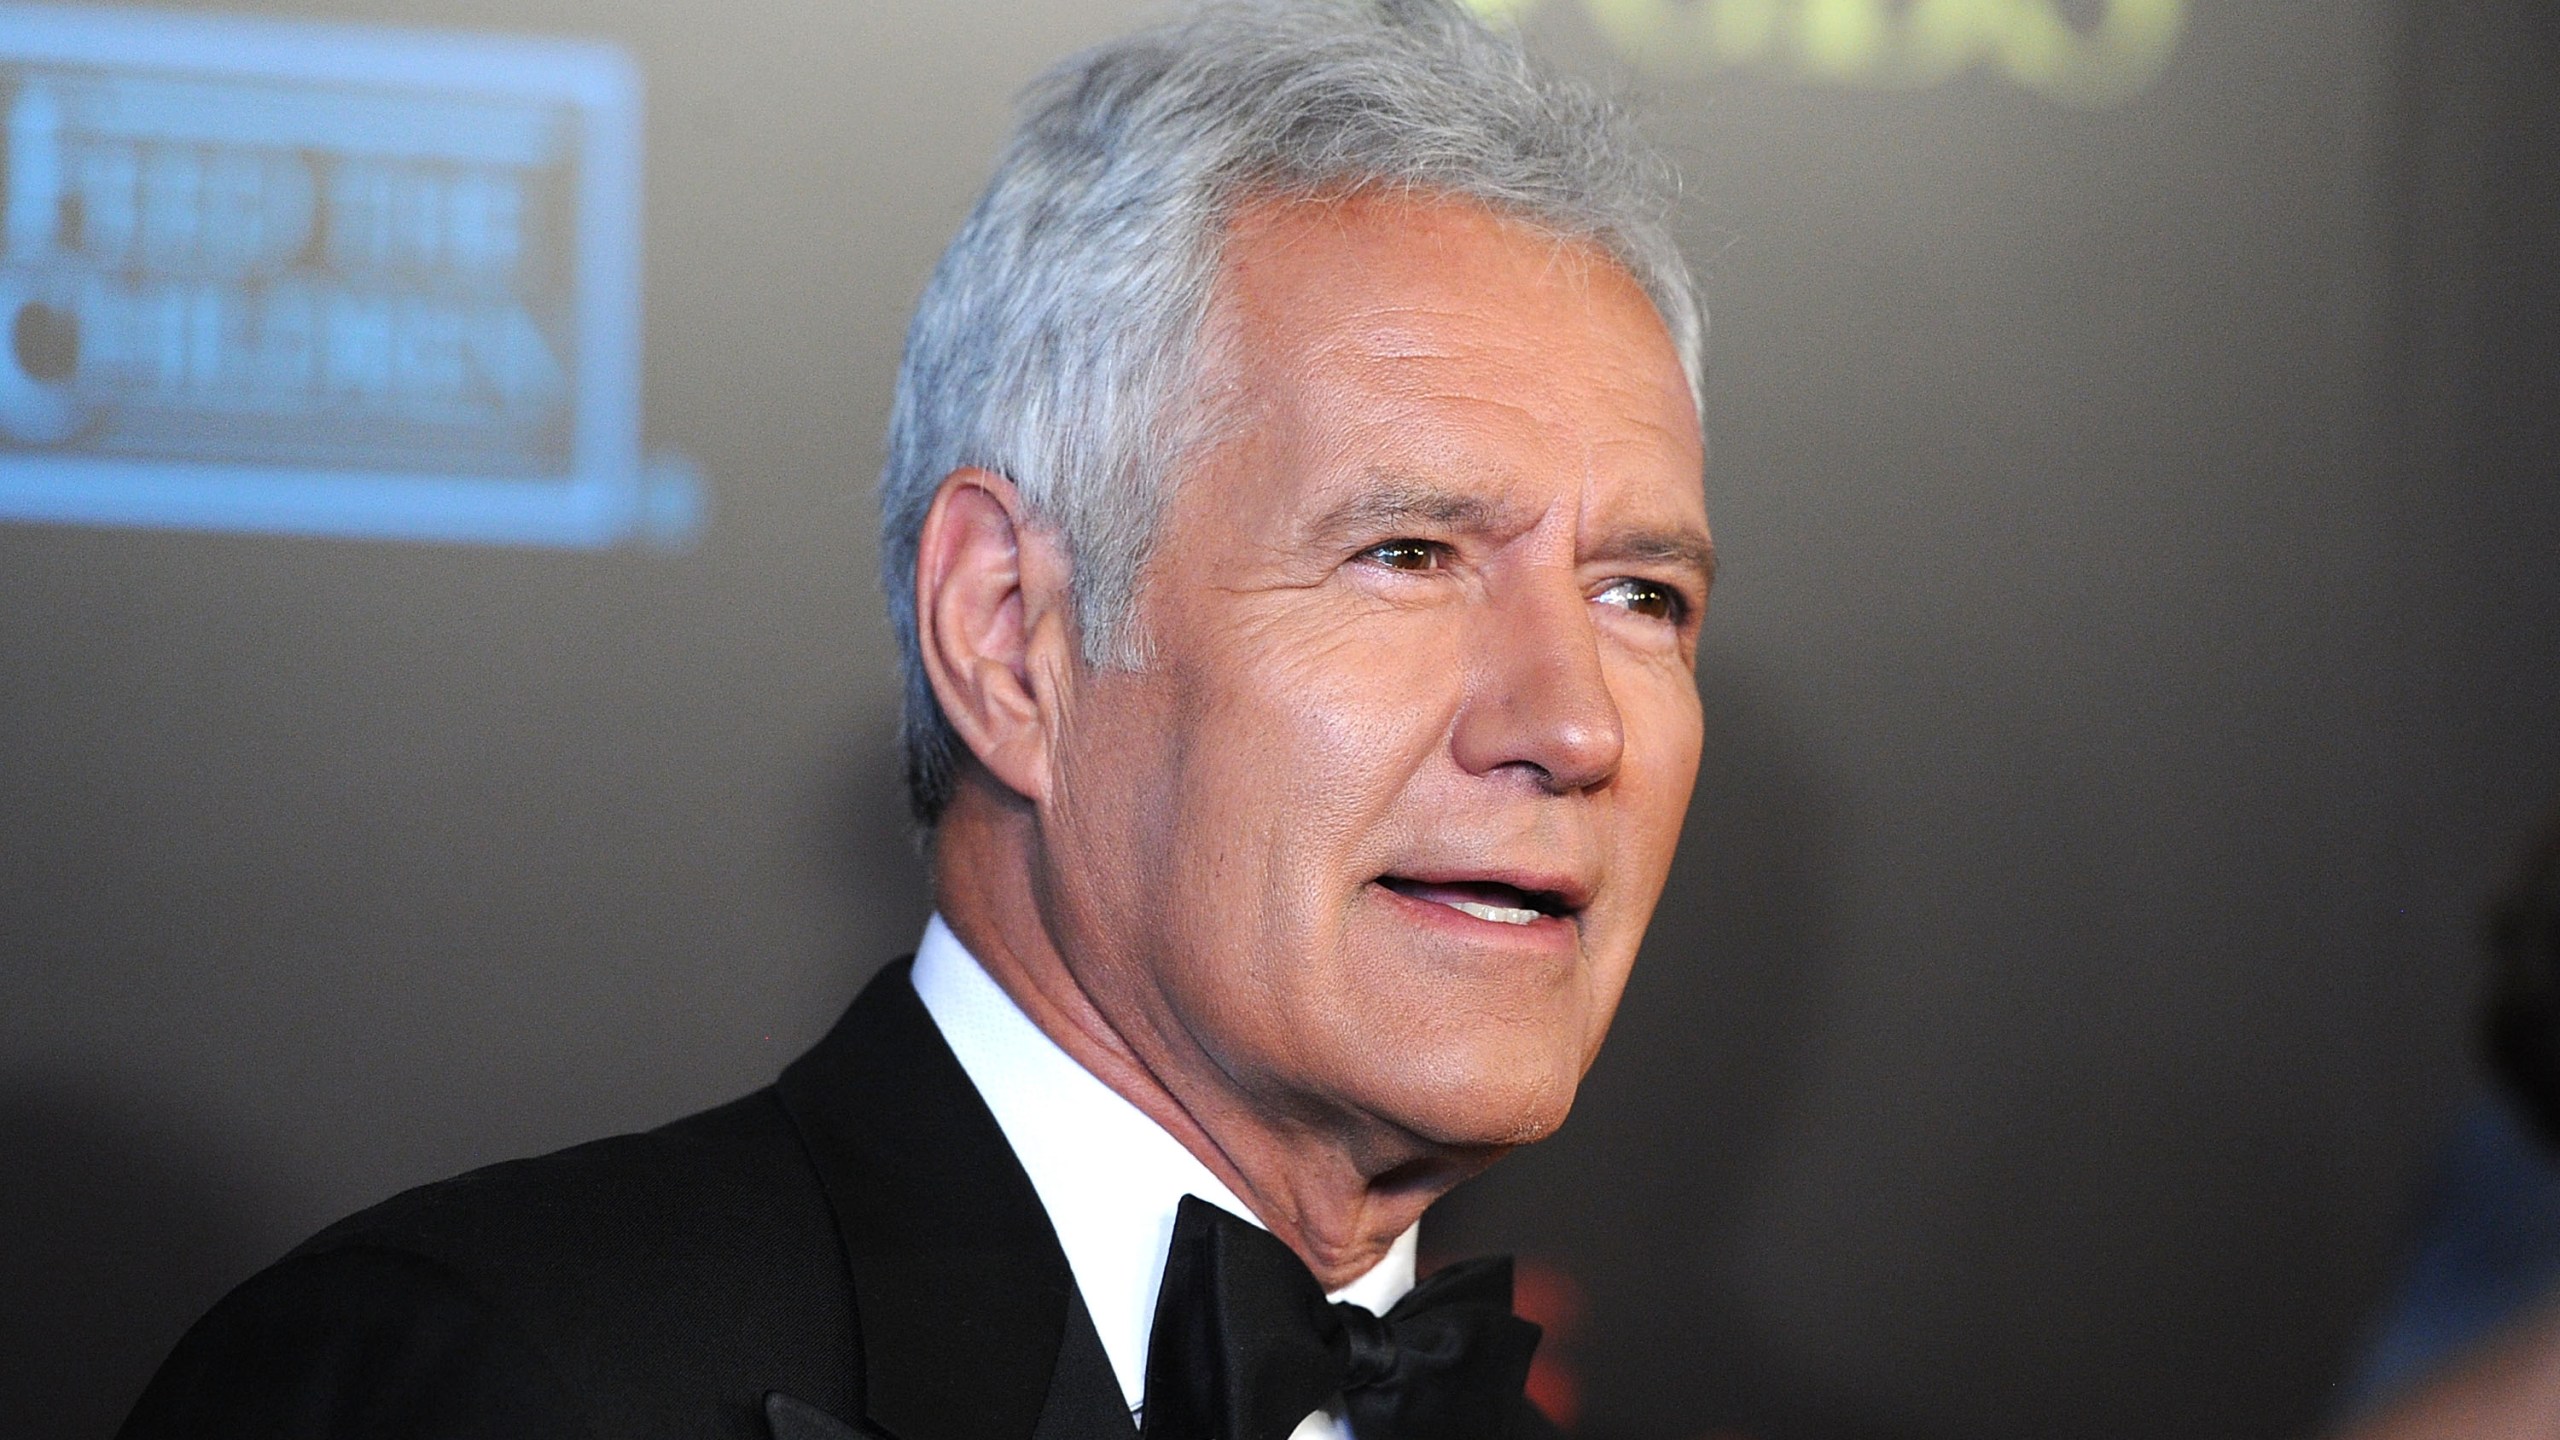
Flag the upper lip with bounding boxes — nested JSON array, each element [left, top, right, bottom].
[[1376, 866, 1595, 917]]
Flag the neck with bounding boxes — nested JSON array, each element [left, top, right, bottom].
[[930, 782, 1495, 1289]]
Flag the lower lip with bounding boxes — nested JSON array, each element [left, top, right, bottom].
[[1369, 881, 1582, 949]]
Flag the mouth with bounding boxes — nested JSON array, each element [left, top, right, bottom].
[[1374, 874, 1583, 928]]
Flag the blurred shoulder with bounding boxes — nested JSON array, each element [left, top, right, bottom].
[[126, 1088, 860, 1440], [299, 1087, 831, 1274]]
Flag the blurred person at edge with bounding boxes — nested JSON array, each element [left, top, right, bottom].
[[2337, 802, 2560, 1440], [118, 3, 1715, 1439]]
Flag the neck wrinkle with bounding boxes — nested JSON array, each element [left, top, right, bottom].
[[930, 789, 1470, 1290]]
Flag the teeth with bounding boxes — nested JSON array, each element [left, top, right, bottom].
[[1449, 900, 1540, 926]]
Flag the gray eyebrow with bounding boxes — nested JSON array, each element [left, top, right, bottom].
[[1307, 477, 1506, 540], [1590, 529, 1718, 589], [1307, 473, 1715, 588]]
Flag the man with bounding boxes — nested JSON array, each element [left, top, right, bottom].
[[121, 2, 1712, 1437]]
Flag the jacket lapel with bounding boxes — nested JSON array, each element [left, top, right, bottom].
[[776, 960, 1079, 1440]]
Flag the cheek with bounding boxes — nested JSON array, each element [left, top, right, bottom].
[[1618, 666, 1703, 848], [1039, 673, 1190, 940], [1145, 616, 1462, 1065], [1585, 665, 1701, 981], [1170, 612, 1458, 879]]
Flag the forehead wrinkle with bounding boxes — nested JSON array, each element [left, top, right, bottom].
[[1319, 306, 1692, 471], [1318, 306, 1560, 387], [1572, 422, 1711, 583]]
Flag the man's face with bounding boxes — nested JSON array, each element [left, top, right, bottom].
[[1034, 192, 1709, 1157]]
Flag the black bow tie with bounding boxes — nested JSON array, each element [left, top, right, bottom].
[[1138, 1195, 1543, 1440]]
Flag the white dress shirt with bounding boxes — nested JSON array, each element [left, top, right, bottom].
[[911, 914, 1417, 1440]]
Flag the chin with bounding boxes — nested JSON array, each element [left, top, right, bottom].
[[1364, 1040, 1589, 1153]]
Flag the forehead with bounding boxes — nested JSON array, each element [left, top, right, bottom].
[[1181, 191, 1705, 536]]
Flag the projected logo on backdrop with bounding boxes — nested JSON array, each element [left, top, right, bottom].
[[1467, 0, 2187, 108], [0, 3, 692, 547]]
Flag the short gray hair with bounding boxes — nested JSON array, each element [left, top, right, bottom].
[[880, 0, 1703, 824]]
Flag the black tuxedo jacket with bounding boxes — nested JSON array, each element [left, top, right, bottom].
[[120, 961, 1135, 1440], [121, 961, 1561, 1440]]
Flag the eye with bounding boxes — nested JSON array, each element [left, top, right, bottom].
[[1595, 577, 1686, 623], [1359, 538, 1450, 572]]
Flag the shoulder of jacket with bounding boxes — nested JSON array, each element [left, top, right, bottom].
[[280, 1086, 862, 1439]]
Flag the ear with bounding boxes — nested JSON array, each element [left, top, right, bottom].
[[913, 467, 1078, 806]]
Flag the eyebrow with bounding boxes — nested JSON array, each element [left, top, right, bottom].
[[1310, 474, 1718, 589], [1306, 477, 1505, 542], [1590, 528, 1719, 589]]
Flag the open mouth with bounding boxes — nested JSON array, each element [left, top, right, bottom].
[[1376, 875, 1576, 927]]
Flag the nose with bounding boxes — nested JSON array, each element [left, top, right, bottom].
[[1451, 580, 1625, 794]]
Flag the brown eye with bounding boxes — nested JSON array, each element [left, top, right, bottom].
[[1361, 539, 1448, 571], [1597, 577, 1684, 622]]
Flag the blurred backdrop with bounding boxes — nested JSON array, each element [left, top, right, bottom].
[[2, 1, 2554, 1437]]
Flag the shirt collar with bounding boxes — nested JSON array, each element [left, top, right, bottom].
[[909, 914, 1419, 1412]]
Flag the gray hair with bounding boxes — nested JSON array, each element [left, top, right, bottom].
[[880, 0, 1703, 824]]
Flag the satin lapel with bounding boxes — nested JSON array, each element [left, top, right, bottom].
[[777, 960, 1076, 1440]]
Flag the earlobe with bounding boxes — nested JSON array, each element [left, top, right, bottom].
[[913, 468, 1072, 806]]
